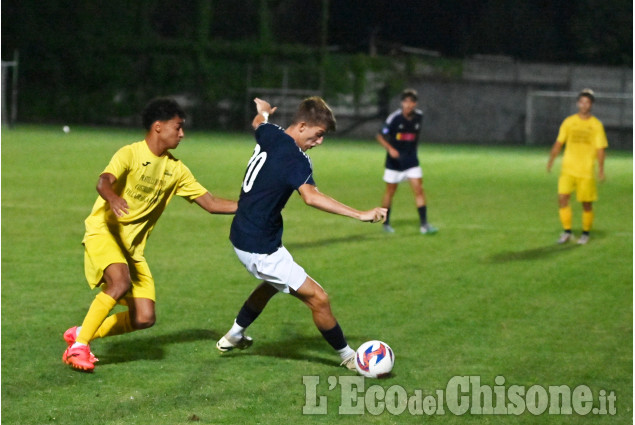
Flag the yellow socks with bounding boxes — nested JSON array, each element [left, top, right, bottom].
[[559, 206, 593, 233], [559, 206, 572, 231], [76, 292, 117, 345], [582, 210, 594, 232], [93, 311, 135, 339]]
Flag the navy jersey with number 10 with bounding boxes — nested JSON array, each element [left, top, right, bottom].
[[230, 123, 315, 254]]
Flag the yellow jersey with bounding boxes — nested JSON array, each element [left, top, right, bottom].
[[83, 140, 208, 260], [556, 114, 608, 178]]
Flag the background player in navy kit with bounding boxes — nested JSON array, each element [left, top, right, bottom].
[[376, 88, 437, 234], [216, 97, 387, 369]]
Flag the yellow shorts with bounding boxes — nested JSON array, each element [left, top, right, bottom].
[[558, 174, 598, 202], [83, 234, 156, 301]]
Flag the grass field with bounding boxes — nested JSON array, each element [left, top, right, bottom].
[[2, 125, 632, 424]]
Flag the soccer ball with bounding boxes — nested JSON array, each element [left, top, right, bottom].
[[355, 340, 394, 378]]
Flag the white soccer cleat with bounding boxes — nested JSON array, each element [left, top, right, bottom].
[[383, 224, 395, 233], [420, 224, 438, 235], [216, 335, 253, 353], [340, 353, 357, 371], [577, 234, 590, 245], [557, 232, 574, 244]]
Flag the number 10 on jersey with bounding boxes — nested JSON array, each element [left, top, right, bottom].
[[243, 144, 267, 193]]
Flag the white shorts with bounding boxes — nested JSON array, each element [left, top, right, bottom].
[[383, 166, 423, 183], [233, 245, 308, 293]]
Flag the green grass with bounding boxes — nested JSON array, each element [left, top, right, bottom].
[[2, 125, 632, 424]]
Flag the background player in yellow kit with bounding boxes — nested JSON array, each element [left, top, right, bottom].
[[547, 89, 608, 245], [62, 98, 237, 372]]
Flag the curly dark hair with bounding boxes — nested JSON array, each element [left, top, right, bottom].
[[141, 97, 186, 130]]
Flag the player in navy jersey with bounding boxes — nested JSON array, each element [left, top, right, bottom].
[[217, 97, 387, 370], [376, 88, 437, 234]]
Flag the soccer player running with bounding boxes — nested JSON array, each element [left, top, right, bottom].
[[63, 98, 237, 372], [376, 88, 437, 234], [547, 88, 608, 245], [216, 97, 387, 369]]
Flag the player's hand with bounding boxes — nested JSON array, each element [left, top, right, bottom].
[[388, 147, 400, 159], [254, 98, 277, 116], [109, 196, 129, 217], [360, 207, 388, 223], [598, 170, 606, 182]]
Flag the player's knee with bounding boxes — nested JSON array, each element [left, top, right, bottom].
[[558, 194, 570, 207], [131, 313, 155, 330], [311, 290, 331, 312], [104, 279, 132, 300]]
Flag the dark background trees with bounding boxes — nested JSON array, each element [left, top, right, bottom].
[[2, 0, 632, 127]]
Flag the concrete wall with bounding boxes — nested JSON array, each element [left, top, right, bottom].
[[415, 80, 529, 144], [337, 59, 632, 149], [463, 58, 632, 93]]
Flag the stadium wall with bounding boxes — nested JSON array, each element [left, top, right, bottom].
[[338, 59, 632, 149]]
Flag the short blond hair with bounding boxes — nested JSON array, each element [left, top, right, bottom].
[[292, 97, 336, 132]]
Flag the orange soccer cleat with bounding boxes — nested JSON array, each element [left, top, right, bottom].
[[63, 326, 99, 363], [62, 344, 96, 372]]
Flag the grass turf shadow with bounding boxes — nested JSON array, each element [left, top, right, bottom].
[[488, 230, 608, 262], [488, 243, 579, 262], [216, 334, 340, 368], [97, 329, 341, 369], [96, 328, 222, 365], [284, 232, 374, 250]]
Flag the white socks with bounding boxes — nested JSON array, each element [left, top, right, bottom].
[[226, 320, 246, 344], [70, 327, 86, 349], [337, 345, 355, 360]]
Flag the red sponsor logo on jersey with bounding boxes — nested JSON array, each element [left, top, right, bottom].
[[396, 132, 416, 141]]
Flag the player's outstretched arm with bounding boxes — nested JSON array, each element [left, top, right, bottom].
[[97, 173, 129, 217], [194, 192, 237, 214], [298, 184, 386, 223]]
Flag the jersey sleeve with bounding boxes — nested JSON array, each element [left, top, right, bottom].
[[594, 120, 609, 149], [380, 116, 394, 137], [102, 145, 132, 178], [291, 165, 315, 189], [255, 122, 284, 148], [556, 118, 570, 144], [175, 162, 209, 202], [257, 123, 315, 189], [284, 148, 315, 189]]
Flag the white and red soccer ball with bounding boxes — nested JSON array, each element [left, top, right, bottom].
[[355, 340, 394, 378]]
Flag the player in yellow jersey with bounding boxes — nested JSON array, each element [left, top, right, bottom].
[[547, 89, 608, 245], [62, 98, 237, 372]]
